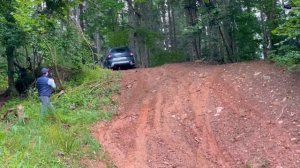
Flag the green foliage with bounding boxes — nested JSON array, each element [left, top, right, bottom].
[[41, 25, 93, 69], [270, 50, 300, 71], [150, 50, 186, 66], [0, 67, 120, 167], [12, 0, 93, 69], [271, 0, 300, 70], [136, 28, 162, 49], [106, 29, 129, 47], [272, 0, 300, 39], [0, 1, 26, 48], [84, 0, 125, 42], [233, 12, 261, 61]]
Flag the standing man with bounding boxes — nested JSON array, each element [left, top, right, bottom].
[[36, 68, 56, 119]]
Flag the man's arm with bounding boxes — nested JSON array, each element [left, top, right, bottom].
[[48, 78, 56, 89]]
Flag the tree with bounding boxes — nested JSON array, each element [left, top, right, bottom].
[[271, 0, 300, 69], [0, 0, 26, 96]]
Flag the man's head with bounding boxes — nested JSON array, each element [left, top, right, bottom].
[[41, 68, 49, 76]]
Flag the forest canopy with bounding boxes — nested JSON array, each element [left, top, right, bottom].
[[0, 0, 299, 96]]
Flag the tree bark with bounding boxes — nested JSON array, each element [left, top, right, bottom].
[[218, 25, 234, 62], [167, 0, 175, 51], [6, 46, 18, 96], [184, 0, 199, 61], [261, 10, 268, 59], [161, 0, 169, 49], [170, 2, 177, 50], [127, 0, 152, 67]]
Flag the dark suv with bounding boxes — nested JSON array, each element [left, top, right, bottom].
[[103, 47, 135, 69]]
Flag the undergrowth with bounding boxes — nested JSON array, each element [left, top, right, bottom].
[[270, 45, 300, 71], [0, 71, 7, 91], [0, 67, 120, 167]]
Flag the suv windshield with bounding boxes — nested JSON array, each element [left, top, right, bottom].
[[110, 47, 129, 53]]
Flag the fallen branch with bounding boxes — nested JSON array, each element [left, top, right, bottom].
[[0, 108, 15, 120], [1, 105, 29, 123], [276, 104, 287, 121]]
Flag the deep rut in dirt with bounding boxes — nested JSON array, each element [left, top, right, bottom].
[[92, 62, 300, 168]]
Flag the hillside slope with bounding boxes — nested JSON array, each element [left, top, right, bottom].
[[92, 61, 300, 168]]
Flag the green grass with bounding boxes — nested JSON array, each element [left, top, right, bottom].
[[0, 67, 121, 167]]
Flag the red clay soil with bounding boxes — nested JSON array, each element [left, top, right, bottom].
[[91, 61, 300, 168]]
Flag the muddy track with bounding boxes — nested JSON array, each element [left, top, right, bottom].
[[92, 62, 300, 168]]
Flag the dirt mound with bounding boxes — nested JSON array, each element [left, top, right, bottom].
[[91, 61, 300, 168]]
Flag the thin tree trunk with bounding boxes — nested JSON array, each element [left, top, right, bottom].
[[94, 31, 101, 62], [79, 3, 84, 31], [167, 0, 174, 51], [218, 25, 234, 62], [33, 46, 36, 69], [171, 3, 177, 50], [198, 30, 202, 59], [25, 46, 32, 71], [184, 0, 199, 61], [161, 0, 169, 49], [261, 10, 268, 59]]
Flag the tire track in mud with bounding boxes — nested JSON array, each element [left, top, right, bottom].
[[134, 99, 150, 167], [92, 64, 233, 168], [92, 64, 234, 168], [90, 62, 300, 168], [189, 66, 232, 167]]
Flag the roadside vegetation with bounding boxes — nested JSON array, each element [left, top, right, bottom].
[[0, 67, 120, 167], [0, 74, 7, 91], [270, 0, 300, 71]]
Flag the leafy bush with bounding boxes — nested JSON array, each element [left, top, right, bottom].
[[106, 29, 129, 47], [0, 67, 120, 167], [271, 50, 300, 71], [271, 0, 300, 71]]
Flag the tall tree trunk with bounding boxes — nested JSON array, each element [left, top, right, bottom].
[[261, 0, 277, 59], [127, 0, 152, 67], [218, 24, 234, 62], [6, 46, 18, 96], [261, 10, 269, 59], [171, 2, 177, 50], [184, 0, 199, 61], [161, 0, 169, 49], [167, 0, 176, 51]]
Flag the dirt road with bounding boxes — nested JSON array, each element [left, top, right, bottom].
[[92, 61, 300, 168]]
